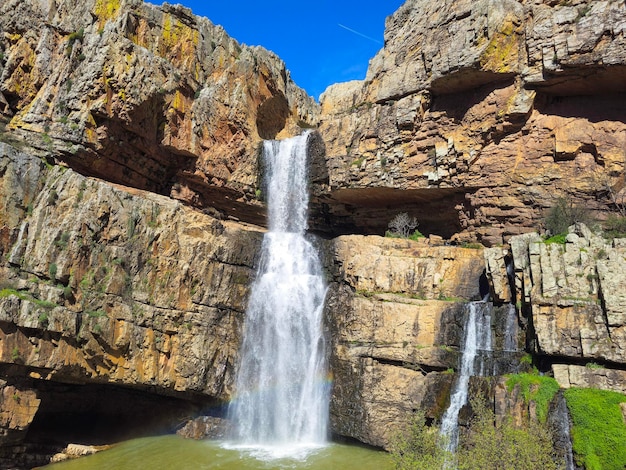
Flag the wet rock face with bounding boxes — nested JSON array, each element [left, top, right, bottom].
[[0, 0, 318, 226], [317, 0, 626, 245], [323, 235, 485, 448]]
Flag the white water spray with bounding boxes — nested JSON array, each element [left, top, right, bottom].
[[440, 301, 492, 454], [229, 133, 329, 457]]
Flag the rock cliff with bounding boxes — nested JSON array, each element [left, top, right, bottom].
[[0, 0, 318, 226], [0, 0, 625, 466], [318, 0, 626, 245]]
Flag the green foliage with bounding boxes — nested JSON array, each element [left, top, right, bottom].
[[68, 28, 84, 43], [10, 347, 20, 361], [564, 387, 626, 470], [0, 288, 29, 301], [47, 189, 58, 205], [457, 398, 560, 470], [87, 310, 106, 318], [38, 312, 49, 327], [391, 401, 559, 470], [544, 196, 591, 236], [505, 373, 559, 423], [408, 229, 425, 241], [48, 263, 58, 281], [55, 232, 70, 249], [544, 233, 567, 245], [63, 285, 73, 300], [389, 410, 450, 470], [603, 214, 626, 238]]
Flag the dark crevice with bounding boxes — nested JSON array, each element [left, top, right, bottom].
[[363, 355, 449, 374], [535, 353, 626, 373]]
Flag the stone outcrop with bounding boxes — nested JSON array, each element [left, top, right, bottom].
[[324, 235, 486, 447], [487, 224, 626, 390], [0, 0, 318, 227], [317, 0, 626, 245], [0, 0, 625, 465]]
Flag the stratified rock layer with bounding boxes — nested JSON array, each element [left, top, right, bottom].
[[0, 0, 318, 226], [318, 0, 626, 244], [324, 235, 486, 447]]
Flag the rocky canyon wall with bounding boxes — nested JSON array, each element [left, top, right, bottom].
[[0, 0, 625, 467], [317, 0, 626, 245]]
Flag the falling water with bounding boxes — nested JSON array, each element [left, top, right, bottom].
[[548, 392, 576, 470], [228, 133, 329, 457], [503, 303, 519, 353], [440, 301, 493, 453]]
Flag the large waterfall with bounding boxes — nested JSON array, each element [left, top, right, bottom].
[[229, 133, 329, 457], [440, 301, 493, 453]]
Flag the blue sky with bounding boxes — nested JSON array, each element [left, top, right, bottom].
[[150, 1, 405, 100]]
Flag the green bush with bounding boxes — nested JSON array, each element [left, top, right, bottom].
[[544, 196, 591, 236], [457, 398, 559, 470], [564, 387, 626, 470], [390, 401, 559, 470], [48, 263, 57, 281], [505, 373, 559, 423], [603, 214, 626, 238], [390, 410, 449, 470]]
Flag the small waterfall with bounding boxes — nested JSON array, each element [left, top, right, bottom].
[[440, 301, 493, 453], [503, 303, 519, 353], [229, 133, 329, 457], [8, 221, 28, 265], [548, 392, 576, 470]]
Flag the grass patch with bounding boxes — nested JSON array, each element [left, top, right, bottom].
[[564, 387, 626, 470], [544, 233, 567, 245], [505, 373, 559, 423]]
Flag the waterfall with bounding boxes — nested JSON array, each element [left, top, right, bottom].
[[228, 133, 329, 457], [503, 303, 518, 353], [440, 301, 493, 453], [548, 392, 576, 470]]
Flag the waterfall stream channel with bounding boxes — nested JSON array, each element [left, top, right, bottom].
[[228, 132, 330, 458]]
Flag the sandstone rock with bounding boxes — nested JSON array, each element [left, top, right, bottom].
[[176, 415, 228, 440], [506, 225, 626, 364], [324, 235, 486, 447], [552, 364, 626, 394], [0, 0, 318, 228], [0, 145, 262, 401], [317, 0, 626, 244], [0, 380, 40, 446]]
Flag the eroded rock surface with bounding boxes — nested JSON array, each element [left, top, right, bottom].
[[0, 0, 318, 226], [317, 0, 626, 244], [324, 235, 486, 447]]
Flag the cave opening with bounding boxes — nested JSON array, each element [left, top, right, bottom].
[[310, 187, 473, 240], [24, 380, 220, 448]]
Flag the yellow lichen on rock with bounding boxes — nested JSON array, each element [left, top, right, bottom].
[[94, 0, 121, 29], [479, 18, 523, 74]]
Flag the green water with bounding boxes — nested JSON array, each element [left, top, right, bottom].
[[43, 435, 393, 470]]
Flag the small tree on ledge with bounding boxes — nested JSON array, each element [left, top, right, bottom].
[[387, 212, 420, 238]]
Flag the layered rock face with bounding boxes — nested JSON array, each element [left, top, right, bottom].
[[324, 236, 487, 447], [0, 143, 262, 464], [487, 224, 626, 392], [0, 0, 625, 465], [318, 0, 626, 244], [0, 0, 318, 226]]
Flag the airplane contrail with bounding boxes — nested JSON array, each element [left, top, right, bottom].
[[337, 23, 383, 44]]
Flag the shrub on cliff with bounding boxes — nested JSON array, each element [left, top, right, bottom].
[[390, 410, 449, 470], [564, 387, 626, 470], [456, 398, 560, 470], [386, 212, 424, 240], [391, 400, 560, 470], [544, 196, 592, 236]]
